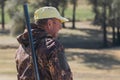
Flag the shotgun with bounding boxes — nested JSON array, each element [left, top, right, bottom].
[[23, 3, 40, 80]]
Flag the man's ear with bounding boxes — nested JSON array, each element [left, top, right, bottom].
[[47, 19, 53, 29]]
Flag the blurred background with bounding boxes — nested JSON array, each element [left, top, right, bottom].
[[0, 0, 120, 80]]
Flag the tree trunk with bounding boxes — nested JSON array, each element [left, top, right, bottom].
[[108, 3, 116, 45], [72, 0, 76, 29], [1, 1, 5, 30], [112, 21, 116, 45], [102, 0, 107, 47], [93, 0, 99, 24], [61, 6, 65, 28], [116, 17, 120, 45], [117, 27, 120, 44], [108, 5, 112, 19]]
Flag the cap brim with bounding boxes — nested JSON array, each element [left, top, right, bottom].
[[57, 17, 69, 23]]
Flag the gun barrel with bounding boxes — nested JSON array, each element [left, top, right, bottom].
[[23, 3, 40, 80]]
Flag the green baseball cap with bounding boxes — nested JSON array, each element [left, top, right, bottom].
[[34, 6, 69, 23]]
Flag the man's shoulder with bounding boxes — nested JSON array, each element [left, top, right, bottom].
[[44, 37, 63, 53], [44, 37, 60, 49], [45, 37, 56, 49]]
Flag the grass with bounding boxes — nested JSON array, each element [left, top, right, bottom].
[[0, 49, 17, 80], [0, 49, 16, 74], [65, 5, 94, 21], [0, 21, 120, 80]]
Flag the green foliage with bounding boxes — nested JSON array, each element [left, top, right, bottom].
[[65, 6, 94, 21], [6, 0, 28, 36], [88, 0, 114, 25], [111, 0, 120, 18], [10, 12, 25, 36], [6, 0, 28, 18], [88, 0, 113, 6]]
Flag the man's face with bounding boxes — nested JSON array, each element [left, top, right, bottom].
[[46, 18, 62, 37]]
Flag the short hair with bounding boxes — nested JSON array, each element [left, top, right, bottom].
[[35, 19, 49, 28]]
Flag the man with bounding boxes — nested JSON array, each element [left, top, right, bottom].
[[15, 6, 73, 80]]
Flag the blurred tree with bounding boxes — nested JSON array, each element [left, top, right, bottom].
[[59, 0, 68, 28], [102, 0, 107, 47], [0, 0, 6, 30], [6, 0, 28, 36], [88, 0, 113, 25], [50, 0, 60, 10], [109, 1, 117, 45], [88, 0, 102, 25], [111, 0, 120, 45], [70, 0, 77, 29], [89, 0, 119, 47], [43, 0, 50, 6], [88, 0, 100, 25]]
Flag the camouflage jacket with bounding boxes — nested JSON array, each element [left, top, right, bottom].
[[15, 23, 73, 80]]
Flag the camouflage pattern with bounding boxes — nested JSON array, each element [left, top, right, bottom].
[[15, 23, 73, 80]]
